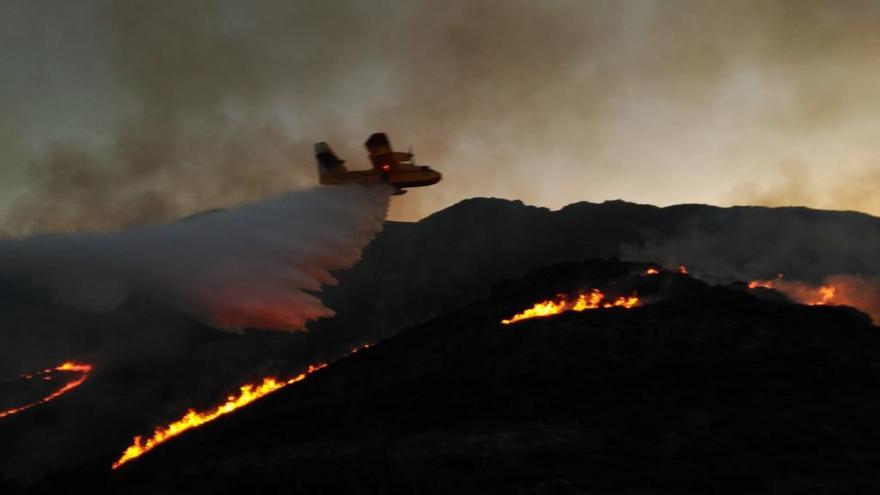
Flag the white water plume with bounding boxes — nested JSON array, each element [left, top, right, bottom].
[[0, 185, 392, 331]]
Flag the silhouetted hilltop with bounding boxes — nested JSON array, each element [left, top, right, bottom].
[[315, 199, 880, 348]]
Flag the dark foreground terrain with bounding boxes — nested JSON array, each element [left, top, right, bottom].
[[5, 199, 880, 493], [37, 259, 879, 494]]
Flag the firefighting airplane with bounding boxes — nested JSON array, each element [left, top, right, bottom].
[[315, 132, 442, 195]]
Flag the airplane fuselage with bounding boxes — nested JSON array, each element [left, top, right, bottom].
[[319, 166, 441, 189], [315, 133, 442, 194]]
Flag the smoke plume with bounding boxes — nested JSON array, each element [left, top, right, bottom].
[[760, 274, 880, 323], [620, 205, 880, 323], [4, 1, 880, 231], [0, 185, 391, 332], [728, 164, 880, 216]]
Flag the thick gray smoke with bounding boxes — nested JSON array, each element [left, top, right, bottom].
[[621, 208, 880, 283], [620, 206, 880, 322], [0, 185, 391, 331], [4, 1, 880, 232]]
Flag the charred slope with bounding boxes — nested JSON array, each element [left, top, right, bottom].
[[103, 259, 880, 495]]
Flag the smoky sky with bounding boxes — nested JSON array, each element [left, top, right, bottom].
[[1, 0, 880, 233]]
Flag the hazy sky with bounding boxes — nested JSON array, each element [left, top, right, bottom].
[[1, 0, 879, 233]]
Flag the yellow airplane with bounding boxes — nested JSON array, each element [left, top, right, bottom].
[[315, 133, 441, 195]]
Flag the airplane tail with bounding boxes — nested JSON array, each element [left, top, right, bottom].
[[314, 142, 347, 175]]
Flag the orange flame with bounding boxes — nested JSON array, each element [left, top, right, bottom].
[[645, 268, 660, 275], [748, 273, 784, 289], [111, 345, 370, 470], [501, 289, 638, 325], [678, 265, 688, 274], [748, 275, 838, 306], [748, 280, 774, 289], [814, 285, 836, 305], [0, 361, 93, 419]]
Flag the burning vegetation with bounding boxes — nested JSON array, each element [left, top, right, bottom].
[[112, 345, 370, 470], [499, 265, 698, 325], [104, 261, 875, 475], [501, 289, 639, 325], [112, 367, 325, 469], [748, 274, 837, 306], [0, 361, 93, 419], [746, 273, 880, 323], [84, 257, 880, 494]]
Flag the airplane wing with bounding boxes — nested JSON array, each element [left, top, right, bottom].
[[364, 132, 399, 170]]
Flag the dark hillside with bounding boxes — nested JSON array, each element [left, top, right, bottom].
[[314, 199, 880, 347], [101, 259, 880, 494]]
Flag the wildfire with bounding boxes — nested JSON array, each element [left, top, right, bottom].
[[0, 361, 93, 419], [746, 272, 880, 319], [814, 285, 836, 305], [747, 274, 837, 306], [112, 344, 370, 470], [748, 273, 784, 290], [645, 268, 660, 275], [501, 289, 638, 325], [678, 265, 688, 274]]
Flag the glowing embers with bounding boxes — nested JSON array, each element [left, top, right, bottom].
[[0, 362, 93, 419], [643, 266, 688, 276], [112, 344, 370, 470], [501, 289, 639, 325], [748, 278, 777, 290]]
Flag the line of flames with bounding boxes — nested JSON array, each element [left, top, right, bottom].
[[501, 289, 639, 325], [0, 362, 93, 419], [111, 344, 371, 470]]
